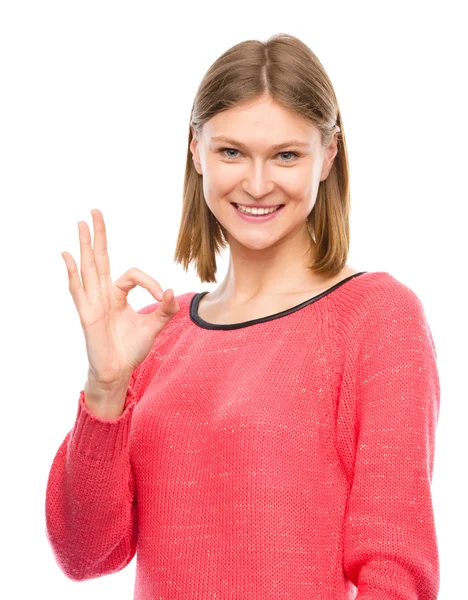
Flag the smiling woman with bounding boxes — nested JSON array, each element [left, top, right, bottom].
[[46, 32, 440, 600], [174, 36, 349, 288], [182, 93, 345, 310]]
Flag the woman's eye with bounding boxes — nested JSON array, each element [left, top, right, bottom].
[[278, 151, 299, 162], [221, 148, 241, 160], [220, 148, 300, 163]]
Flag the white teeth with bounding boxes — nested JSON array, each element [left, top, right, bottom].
[[235, 204, 281, 215]]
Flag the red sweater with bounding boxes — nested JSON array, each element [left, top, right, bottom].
[[45, 271, 440, 599]]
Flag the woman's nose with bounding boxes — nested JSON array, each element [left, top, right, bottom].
[[241, 164, 275, 197]]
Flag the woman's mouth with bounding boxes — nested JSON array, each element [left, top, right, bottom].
[[230, 203, 285, 223]]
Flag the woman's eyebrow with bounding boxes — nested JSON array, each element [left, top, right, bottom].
[[211, 136, 311, 150]]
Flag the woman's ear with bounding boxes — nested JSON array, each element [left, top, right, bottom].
[[189, 127, 196, 153], [320, 131, 340, 182], [190, 128, 202, 174]]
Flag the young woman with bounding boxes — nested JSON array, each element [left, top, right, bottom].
[[46, 34, 440, 599]]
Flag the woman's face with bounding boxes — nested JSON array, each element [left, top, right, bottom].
[[190, 95, 338, 251]]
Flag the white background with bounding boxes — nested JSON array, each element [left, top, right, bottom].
[[1, 1, 466, 598]]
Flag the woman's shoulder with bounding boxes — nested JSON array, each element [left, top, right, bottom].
[[338, 270, 429, 339], [352, 270, 423, 306]]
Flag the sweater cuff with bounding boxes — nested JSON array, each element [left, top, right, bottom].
[[68, 387, 138, 462]]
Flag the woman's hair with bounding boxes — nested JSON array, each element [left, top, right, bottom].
[[173, 33, 350, 283]]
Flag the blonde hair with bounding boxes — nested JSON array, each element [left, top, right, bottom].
[[173, 33, 350, 283]]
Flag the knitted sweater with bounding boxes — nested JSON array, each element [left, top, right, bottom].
[[45, 270, 440, 599]]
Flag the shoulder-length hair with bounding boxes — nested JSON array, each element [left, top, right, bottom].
[[173, 33, 350, 284]]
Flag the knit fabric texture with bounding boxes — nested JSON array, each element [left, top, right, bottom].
[[45, 271, 440, 599]]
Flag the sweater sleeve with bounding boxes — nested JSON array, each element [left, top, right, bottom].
[[336, 284, 441, 599], [45, 302, 160, 582]]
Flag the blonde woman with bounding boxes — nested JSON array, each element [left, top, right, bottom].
[[46, 34, 440, 599]]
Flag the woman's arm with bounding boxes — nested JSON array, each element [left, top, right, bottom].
[[336, 282, 440, 599], [45, 302, 161, 581]]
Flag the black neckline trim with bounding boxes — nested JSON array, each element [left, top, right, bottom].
[[189, 271, 368, 330]]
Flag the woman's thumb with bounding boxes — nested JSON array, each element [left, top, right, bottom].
[[157, 288, 179, 312]]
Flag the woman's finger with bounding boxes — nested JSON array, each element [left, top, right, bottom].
[[91, 209, 112, 284], [79, 220, 100, 296], [62, 251, 89, 318]]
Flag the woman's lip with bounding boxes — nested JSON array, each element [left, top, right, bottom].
[[231, 203, 284, 208], [230, 202, 285, 223]]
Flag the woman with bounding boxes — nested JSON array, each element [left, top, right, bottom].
[[46, 34, 440, 599]]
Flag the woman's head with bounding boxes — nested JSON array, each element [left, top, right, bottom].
[[174, 33, 350, 283]]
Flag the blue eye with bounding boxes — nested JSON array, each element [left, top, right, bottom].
[[222, 148, 241, 160], [277, 151, 299, 162], [220, 148, 300, 163]]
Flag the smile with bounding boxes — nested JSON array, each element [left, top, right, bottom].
[[230, 202, 285, 223]]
